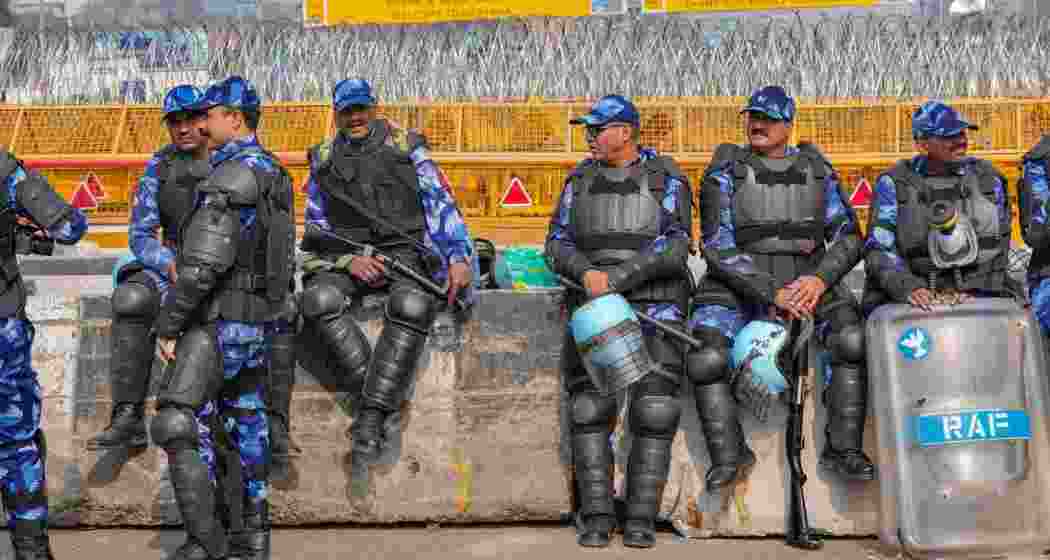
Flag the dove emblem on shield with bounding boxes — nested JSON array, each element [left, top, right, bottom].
[[898, 327, 930, 360]]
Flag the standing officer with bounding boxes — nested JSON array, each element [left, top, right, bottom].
[[298, 78, 476, 461], [546, 95, 692, 548], [694, 86, 873, 482], [151, 76, 295, 560], [0, 154, 88, 558]]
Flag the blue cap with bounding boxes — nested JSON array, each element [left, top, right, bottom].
[[162, 84, 203, 117], [333, 78, 377, 112], [912, 101, 979, 139], [192, 76, 260, 111], [570, 95, 641, 127], [741, 86, 796, 122]]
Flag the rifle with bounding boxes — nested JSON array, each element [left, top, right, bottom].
[[304, 224, 469, 313], [786, 317, 823, 550]]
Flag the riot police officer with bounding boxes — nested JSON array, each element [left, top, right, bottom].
[[866, 101, 1013, 315], [298, 78, 476, 461], [88, 84, 208, 451], [1019, 131, 1050, 335], [88, 83, 301, 467], [0, 154, 88, 558], [151, 76, 296, 560], [695, 86, 873, 482], [546, 95, 692, 548]]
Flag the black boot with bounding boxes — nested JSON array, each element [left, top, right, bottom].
[[229, 499, 270, 560], [622, 436, 674, 549], [572, 430, 614, 548], [87, 403, 148, 450], [167, 447, 228, 559], [353, 290, 433, 458], [89, 312, 154, 450], [350, 406, 386, 459], [695, 383, 756, 490], [268, 329, 301, 460], [10, 520, 55, 560], [819, 364, 875, 481]]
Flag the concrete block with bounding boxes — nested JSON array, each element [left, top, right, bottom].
[[23, 278, 882, 537]]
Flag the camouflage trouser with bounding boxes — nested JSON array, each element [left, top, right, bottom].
[[0, 318, 47, 526], [193, 321, 272, 504], [1029, 277, 1050, 337]]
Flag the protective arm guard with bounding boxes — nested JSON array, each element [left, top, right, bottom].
[[544, 238, 593, 284], [154, 196, 239, 338], [814, 231, 864, 289], [544, 180, 594, 283], [15, 169, 75, 235], [866, 251, 925, 303], [605, 236, 690, 294]]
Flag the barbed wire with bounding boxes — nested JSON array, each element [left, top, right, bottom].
[[1, 12, 1050, 104]]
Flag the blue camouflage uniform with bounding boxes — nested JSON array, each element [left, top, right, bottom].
[[90, 84, 207, 453], [166, 134, 275, 503], [865, 101, 1010, 315], [304, 138, 480, 301], [546, 147, 688, 328], [298, 78, 478, 463], [152, 76, 291, 560], [1021, 145, 1050, 335], [690, 144, 858, 348], [0, 165, 87, 526], [545, 95, 694, 548], [695, 86, 872, 483]]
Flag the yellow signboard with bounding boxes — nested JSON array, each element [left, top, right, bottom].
[[648, 0, 874, 11], [323, 0, 595, 25], [303, 0, 325, 27]]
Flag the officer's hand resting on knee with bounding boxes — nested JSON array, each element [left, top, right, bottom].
[[582, 269, 611, 299], [774, 288, 808, 320], [785, 275, 826, 315], [908, 287, 936, 311]]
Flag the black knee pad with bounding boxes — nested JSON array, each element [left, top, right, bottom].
[[301, 282, 347, 321], [150, 405, 199, 449], [630, 394, 681, 438], [828, 323, 865, 364], [571, 391, 616, 428], [386, 287, 436, 334], [112, 278, 159, 318], [686, 327, 731, 386]]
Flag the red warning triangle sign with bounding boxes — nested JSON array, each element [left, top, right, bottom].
[[500, 176, 532, 208], [849, 178, 873, 207], [71, 183, 98, 210], [82, 172, 105, 200], [438, 168, 454, 196]]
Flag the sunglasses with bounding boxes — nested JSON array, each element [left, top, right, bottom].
[[585, 123, 628, 141]]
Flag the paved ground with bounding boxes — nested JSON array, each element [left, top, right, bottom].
[[0, 526, 937, 559]]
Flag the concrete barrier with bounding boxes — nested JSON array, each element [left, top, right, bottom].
[[3, 259, 892, 539]]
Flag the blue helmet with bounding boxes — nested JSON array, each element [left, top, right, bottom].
[[731, 319, 793, 421]]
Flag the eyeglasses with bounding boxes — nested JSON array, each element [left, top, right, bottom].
[[585, 123, 628, 141]]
